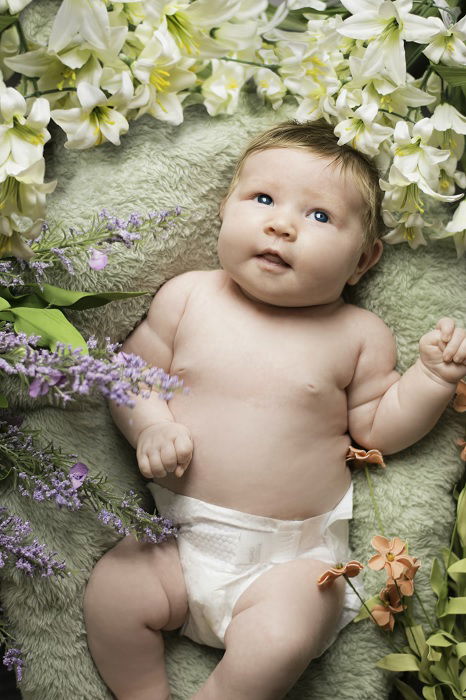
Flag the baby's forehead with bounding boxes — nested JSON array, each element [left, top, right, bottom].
[[239, 147, 362, 197]]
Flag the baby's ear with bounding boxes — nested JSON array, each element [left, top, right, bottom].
[[347, 239, 383, 286]]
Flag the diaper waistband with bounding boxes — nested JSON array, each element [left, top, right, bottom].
[[149, 483, 353, 566]]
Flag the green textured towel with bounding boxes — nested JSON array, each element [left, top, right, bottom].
[[1, 84, 465, 700]]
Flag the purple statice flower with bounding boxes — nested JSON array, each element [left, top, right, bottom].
[[3, 648, 23, 682], [0, 508, 66, 577], [88, 248, 108, 270], [50, 247, 75, 275], [17, 470, 83, 510], [97, 510, 130, 536], [28, 368, 65, 398], [69, 462, 88, 489]]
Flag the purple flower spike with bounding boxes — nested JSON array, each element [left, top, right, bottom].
[[89, 249, 108, 270], [69, 462, 89, 489]]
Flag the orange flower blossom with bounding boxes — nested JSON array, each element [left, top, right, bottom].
[[345, 446, 386, 469], [368, 535, 413, 579], [453, 380, 466, 413], [316, 560, 364, 589], [386, 555, 421, 597], [371, 583, 405, 631], [456, 438, 466, 461]]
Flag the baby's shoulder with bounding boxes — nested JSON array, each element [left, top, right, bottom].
[[340, 303, 395, 342]]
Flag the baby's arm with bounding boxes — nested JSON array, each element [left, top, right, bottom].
[[110, 272, 198, 479], [347, 315, 465, 455]]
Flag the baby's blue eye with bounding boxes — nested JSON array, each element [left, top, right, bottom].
[[312, 210, 329, 223], [256, 194, 273, 206]]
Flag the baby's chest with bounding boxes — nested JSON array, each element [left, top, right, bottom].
[[172, 302, 355, 403]]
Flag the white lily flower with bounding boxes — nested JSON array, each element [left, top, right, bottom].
[[0, 0, 32, 12], [201, 61, 247, 116], [430, 200, 466, 258], [423, 14, 466, 66], [294, 77, 340, 122], [0, 26, 19, 81], [382, 211, 428, 249], [431, 103, 466, 136], [254, 68, 286, 110], [286, 0, 326, 9], [48, 0, 112, 54], [334, 100, 393, 157], [0, 160, 56, 221], [0, 216, 41, 259], [0, 89, 51, 180], [213, 20, 263, 52], [338, 0, 444, 85], [392, 118, 450, 188], [51, 81, 129, 149], [130, 27, 195, 124], [381, 166, 427, 214]]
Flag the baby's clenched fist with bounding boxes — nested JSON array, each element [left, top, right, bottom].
[[136, 421, 193, 479], [419, 317, 466, 385]]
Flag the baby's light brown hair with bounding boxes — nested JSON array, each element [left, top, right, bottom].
[[224, 119, 385, 248]]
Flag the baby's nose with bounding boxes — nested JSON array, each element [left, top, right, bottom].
[[264, 211, 297, 239]]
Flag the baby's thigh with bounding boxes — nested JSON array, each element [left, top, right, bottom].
[[84, 535, 188, 633], [230, 558, 345, 659]]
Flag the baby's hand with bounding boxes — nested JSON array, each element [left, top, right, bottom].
[[419, 318, 466, 385], [136, 422, 193, 479]]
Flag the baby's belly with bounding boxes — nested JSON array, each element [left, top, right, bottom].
[[153, 397, 352, 520]]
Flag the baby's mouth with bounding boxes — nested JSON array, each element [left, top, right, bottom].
[[256, 252, 291, 268]]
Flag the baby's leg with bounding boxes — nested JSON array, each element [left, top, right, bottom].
[[84, 535, 188, 700], [192, 559, 345, 700]]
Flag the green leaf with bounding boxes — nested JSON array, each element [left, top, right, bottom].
[[32, 283, 146, 310], [455, 642, 466, 662], [431, 557, 448, 599], [427, 632, 457, 648], [0, 297, 11, 311], [457, 486, 466, 550], [439, 597, 466, 616], [0, 307, 88, 352], [422, 686, 443, 700], [431, 64, 466, 88], [0, 394, 8, 408], [406, 625, 427, 657], [0, 13, 19, 31], [447, 559, 466, 575], [394, 678, 423, 699], [376, 653, 421, 672]]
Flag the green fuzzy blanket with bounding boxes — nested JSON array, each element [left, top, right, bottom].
[[1, 88, 465, 699]]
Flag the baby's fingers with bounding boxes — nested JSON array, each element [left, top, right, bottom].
[[174, 434, 193, 477], [444, 330, 466, 364], [436, 317, 456, 344]]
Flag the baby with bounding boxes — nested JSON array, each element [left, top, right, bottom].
[[84, 120, 466, 700]]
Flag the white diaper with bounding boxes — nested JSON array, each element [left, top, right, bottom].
[[148, 482, 362, 652]]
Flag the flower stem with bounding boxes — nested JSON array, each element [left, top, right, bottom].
[[23, 87, 77, 99], [344, 575, 402, 652], [413, 589, 435, 634], [219, 56, 279, 72], [364, 464, 385, 536]]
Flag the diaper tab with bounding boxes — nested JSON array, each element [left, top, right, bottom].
[[235, 527, 315, 565]]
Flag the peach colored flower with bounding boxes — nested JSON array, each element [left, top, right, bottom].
[[345, 445, 386, 469], [316, 560, 364, 589], [456, 438, 466, 461], [453, 380, 466, 413], [371, 584, 405, 631], [368, 535, 413, 580], [387, 555, 421, 597]]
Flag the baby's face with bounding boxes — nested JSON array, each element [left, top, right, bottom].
[[218, 147, 381, 308]]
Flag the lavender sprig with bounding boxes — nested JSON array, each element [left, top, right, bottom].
[[0, 422, 177, 544], [18, 208, 184, 279], [0, 329, 184, 405], [0, 507, 66, 578]]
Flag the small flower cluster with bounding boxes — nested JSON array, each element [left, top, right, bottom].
[[0, 329, 184, 405], [0, 507, 66, 577], [367, 535, 420, 631], [316, 535, 420, 633], [0, 420, 178, 545], [25, 207, 183, 278], [2, 647, 23, 683]]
